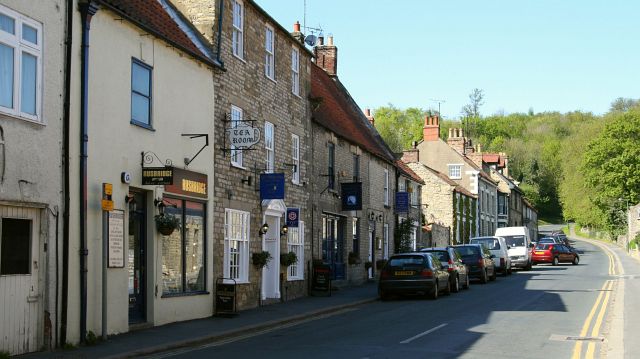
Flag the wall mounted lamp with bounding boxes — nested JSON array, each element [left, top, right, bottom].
[[259, 223, 269, 235], [280, 225, 289, 236]]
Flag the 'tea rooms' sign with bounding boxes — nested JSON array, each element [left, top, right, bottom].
[[228, 122, 261, 148]]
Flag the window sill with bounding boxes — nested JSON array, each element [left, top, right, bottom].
[[287, 277, 304, 282], [131, 120, 155, 131], [233, 53, 246, 64], [231, 163, 248, 171], [292, 92, 303, 99], [161, 291, 210, 298], [266, 75, 277, 84], [0, 110, 44, 126]]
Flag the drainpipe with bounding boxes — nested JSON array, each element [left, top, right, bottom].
[[214, 0, 225, 67], [60, 0, 73, 347], [79, 1, 99, 343]]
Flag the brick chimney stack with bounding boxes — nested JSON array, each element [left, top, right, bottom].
[[447, 128, 467, 155], [402, 149, 419, 163], [468, 143, 483, 167], [314, 35, 338, 76], [423, 114, 440, 141], [364, 108, 375, 125], [291, 21, 304, 44]]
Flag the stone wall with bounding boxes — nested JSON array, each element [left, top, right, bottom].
[[175, 0, 312, 310]]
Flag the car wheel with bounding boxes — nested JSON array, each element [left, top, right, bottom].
[[430, 281, 439, 300], [452, 275, 460, 293], [490, 268, 497, 281], [444, 278, 452, 296], [552, 257, 559, 266], [572, 256, 579, 265], [481, 270, 488, 284], [463, 274, 470, 289], [379, 289, 390, 301], [524, 262, 532, 271]]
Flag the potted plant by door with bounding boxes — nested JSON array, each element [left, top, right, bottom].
[[155, 213, 180, 236]]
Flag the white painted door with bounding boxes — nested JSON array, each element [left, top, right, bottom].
[[262, 215, 280, 300], [0, 206, 42, 355], [368, 230, 373, 279]]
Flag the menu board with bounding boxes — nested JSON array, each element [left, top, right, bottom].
[[108, 210, 125, 268]]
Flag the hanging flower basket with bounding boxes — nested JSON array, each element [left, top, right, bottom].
[[280, 251, 298, 267], [252, 251, 273, 269], [155, 214, 180, 236]]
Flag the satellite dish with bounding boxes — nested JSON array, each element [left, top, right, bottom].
[[304, 34, 317, 46]]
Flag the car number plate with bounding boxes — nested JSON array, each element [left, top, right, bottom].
[[534, 251, 544, 254], [395, 271, 415, 276]]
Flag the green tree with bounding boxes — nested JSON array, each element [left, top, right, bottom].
[[372, 105, 430, 152]]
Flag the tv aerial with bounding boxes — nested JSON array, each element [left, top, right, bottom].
[[303, 25, 323, 47]]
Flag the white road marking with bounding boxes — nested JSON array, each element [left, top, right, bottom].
[[400, 323, 448, 344]]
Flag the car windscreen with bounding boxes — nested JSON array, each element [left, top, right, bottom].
[[455, 246, 480, 258], [471, 238, 500, 250], [387, 256, 425, 269], [503, 235, 526, 247], [538, 237, 554, 243], [423, 251, 448, 262]]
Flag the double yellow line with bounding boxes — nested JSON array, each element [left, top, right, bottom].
[[572, 241, 620, 359]]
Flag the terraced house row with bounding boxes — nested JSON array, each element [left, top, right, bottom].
[[0, 0, 534, 355]]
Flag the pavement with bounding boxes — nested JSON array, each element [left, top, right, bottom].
[[20, 282, 378, 359]]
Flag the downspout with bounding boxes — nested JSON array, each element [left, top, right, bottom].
[[60, 0, 73, 346], [214, 0, 225, 67], [79, 1, 99, 343]]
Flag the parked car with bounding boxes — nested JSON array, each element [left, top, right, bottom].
[[420, 247, 470, 292], [378, 253, 450, 300], [495, 226, 533, 270], [470, 236, 512, 276], [532, 243, 579, 265], [538, 236, 561, 244], [452, 244, 496, 283]]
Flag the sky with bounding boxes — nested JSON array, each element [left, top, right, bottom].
[[255, 0, 640, 120]]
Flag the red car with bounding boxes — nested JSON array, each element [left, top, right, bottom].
[[532, 243, 579, 266]]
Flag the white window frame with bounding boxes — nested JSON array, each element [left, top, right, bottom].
[[224, 209, 250, 283], [265, 25, 275, 80], [291, 134, 300, 184], [383, 223, 389, 259], [410, 183, 418, 205], [230, 105, 244, 167], [287, 221, 304, 280], [232, 0, 244, 59], [384, 169, 389, 206], [291, 46, 300, 96], [448, 164, 462, 179], [0, 4, 42, 123], [265, 121, 275, 173]]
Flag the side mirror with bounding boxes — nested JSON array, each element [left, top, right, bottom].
[[490, 254, 496, 259]]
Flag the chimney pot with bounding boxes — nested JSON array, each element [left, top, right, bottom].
[[318, 36, 324, 45], [364, 108, 371, 116], [327, 35, 334, 46], [293, 21, 300, 32]]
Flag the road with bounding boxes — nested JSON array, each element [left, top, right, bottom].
[[145, 229, 631, 359]]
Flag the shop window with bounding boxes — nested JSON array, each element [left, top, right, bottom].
[[1, 218, 31, 275], [162, 199, 205, 295], [287, 221, 304, 280]]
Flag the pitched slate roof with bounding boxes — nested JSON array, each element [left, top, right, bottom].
[[396, 160, 425, 185], [310, 63, 396, 164], [98, 0, 220, 68]]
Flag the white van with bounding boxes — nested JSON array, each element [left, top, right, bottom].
[[494, 227, 532, 270]]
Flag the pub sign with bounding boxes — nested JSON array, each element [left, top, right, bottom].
[[142, 167, 173, 185], [260, 173, 285, 200], [341, 182, 362, 211]]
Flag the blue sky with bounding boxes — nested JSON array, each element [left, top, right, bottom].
[[255, 0, 640, 120]]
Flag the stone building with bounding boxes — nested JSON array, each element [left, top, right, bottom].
[[628, 203, 640, 247], [523, 199, 538, 240], [173, 0, 313, 308], [395, 159, 425, 250], [65, 0, 219, 345], [0, 0, 65, 354], [409, 115, 496, 241], [310, 39, 398, 285], [405, 161, 475, 246]]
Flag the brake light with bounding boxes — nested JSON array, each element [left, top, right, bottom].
[[421, 269, 433, 278], [478, 258, 484, 267], [548, 245, 554, 252], [448, 259, 455, 271]]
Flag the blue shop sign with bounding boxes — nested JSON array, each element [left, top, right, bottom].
[[286, 208, 300, 228], [395, 192, 409, 213], [260, 173, 285, 200]]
